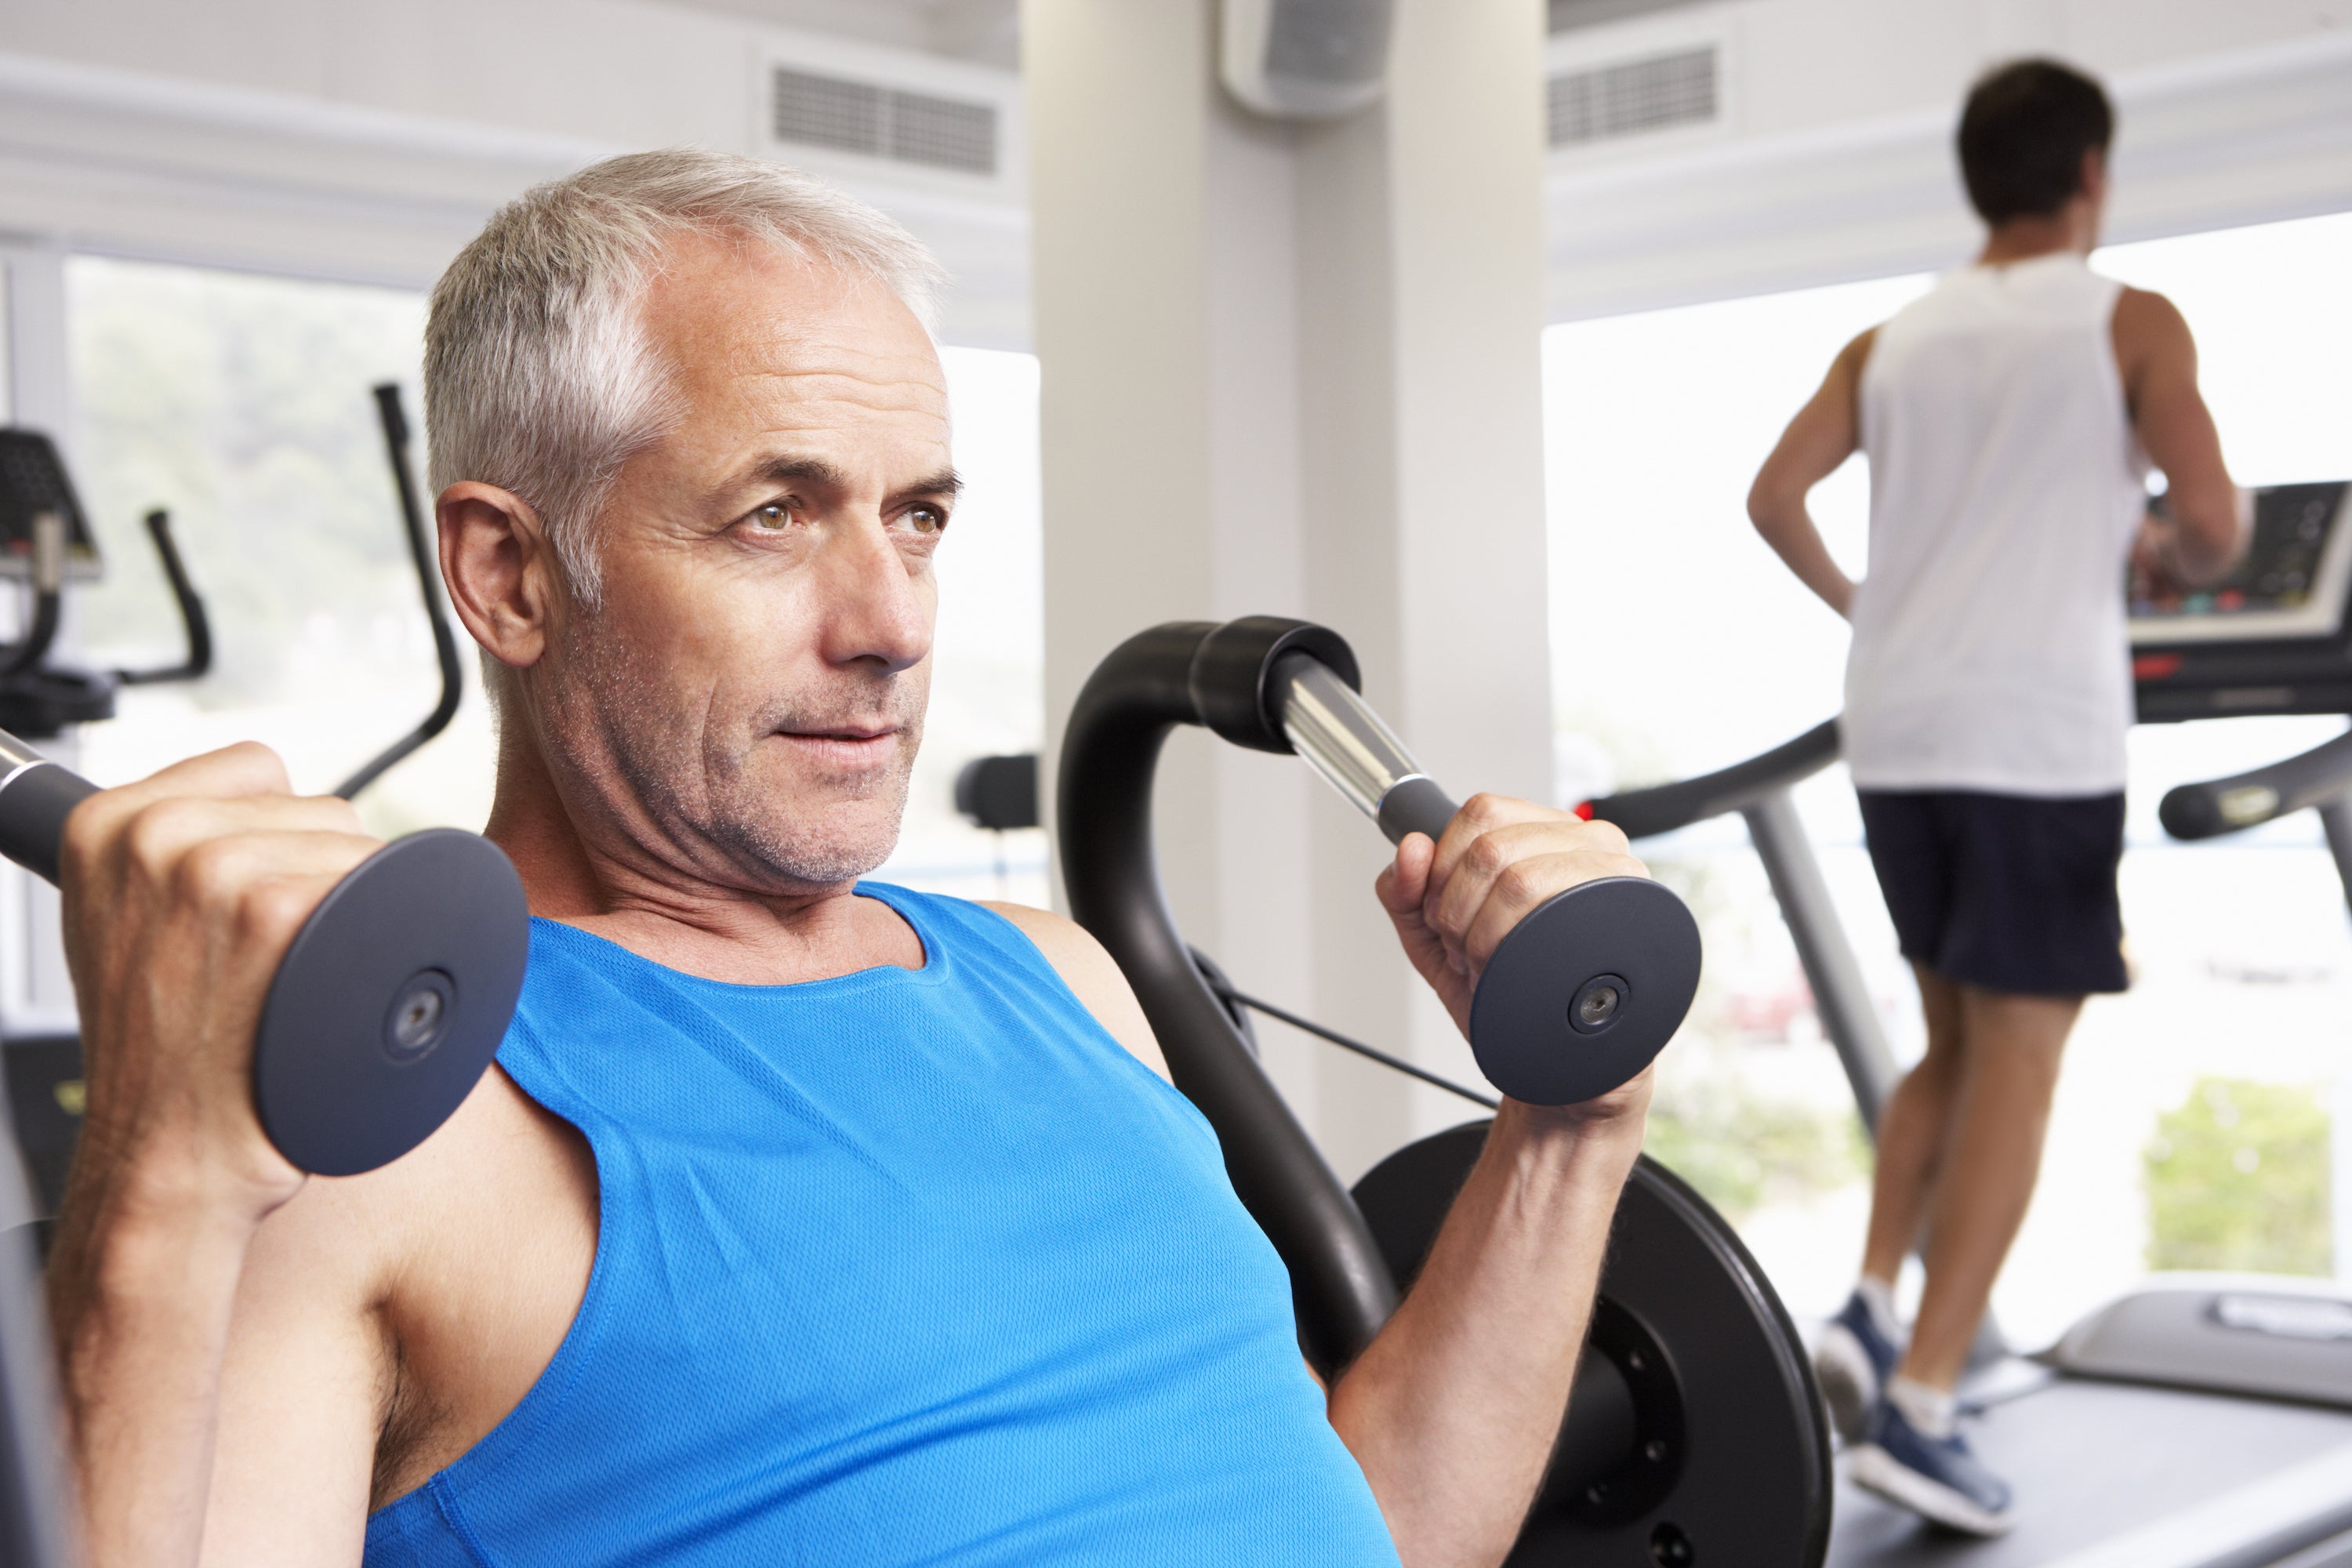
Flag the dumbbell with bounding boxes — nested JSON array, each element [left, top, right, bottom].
[[0, 730, 527, 1176], [1181, 617, 1703, 1107]]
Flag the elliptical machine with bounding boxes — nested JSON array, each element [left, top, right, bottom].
[[1, 385, 481, 1219]]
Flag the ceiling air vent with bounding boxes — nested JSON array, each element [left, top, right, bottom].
[[770, 66, 998, 176], [1547, 45, 1717, 147]]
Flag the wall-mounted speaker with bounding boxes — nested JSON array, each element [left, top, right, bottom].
[[1219, 0, 1395, 121]]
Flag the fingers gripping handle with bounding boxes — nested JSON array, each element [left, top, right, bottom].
[[1268, 654, 1702, 1107], [0, 726, 528, 1177]]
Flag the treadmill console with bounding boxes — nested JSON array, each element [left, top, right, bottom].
[[2132, 480, 2352, 721], [0, 430, 103, 582]]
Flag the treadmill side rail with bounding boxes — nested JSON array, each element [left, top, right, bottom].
[[2051, 1274, 2352, 1410]]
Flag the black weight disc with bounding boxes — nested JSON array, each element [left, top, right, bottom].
[[1352, 1123, 1830, 1568], [1469, 876, 1701, 1106], [252, 829, 529, 1177]]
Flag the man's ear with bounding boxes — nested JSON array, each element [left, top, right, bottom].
[[439, 481, 561, 671], [2078, 146, 2109, 210]]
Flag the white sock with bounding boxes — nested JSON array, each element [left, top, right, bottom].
[[1888, 1374, 1957, 1439], [1856, 1276, 1902, 1341]]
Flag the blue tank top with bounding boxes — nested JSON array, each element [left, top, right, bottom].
[[363, 885, 1400, 1566]]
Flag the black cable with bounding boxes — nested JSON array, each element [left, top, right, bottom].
[[1205, 981, 1499, 1111]]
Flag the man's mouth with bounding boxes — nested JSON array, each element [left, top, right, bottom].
[[773, 724, 903, 766]]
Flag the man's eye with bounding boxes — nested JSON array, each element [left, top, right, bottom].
[[751, 503, 795, 531], [905, 505, 947, 535]]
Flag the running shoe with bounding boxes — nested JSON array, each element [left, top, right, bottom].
[[1814, 1288, 1903, 1443], [1847, 1398, 2015, 1537]]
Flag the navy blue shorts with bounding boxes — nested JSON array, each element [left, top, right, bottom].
[[1856, 789, 2128, 997]]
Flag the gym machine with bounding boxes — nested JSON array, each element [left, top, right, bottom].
[[1583, 479, 2352, 1567], [1058, 615, 1829, 1566], [0, 388, 524, 1208], [0, 392, 535, 1566]]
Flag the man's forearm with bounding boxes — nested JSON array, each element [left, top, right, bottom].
[[51, 1185, 263, 1567], [1327, 1103, 1642, 1568], [1751, 504, 1856, 619]]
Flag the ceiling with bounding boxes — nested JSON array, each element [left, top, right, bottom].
[[1548, 0, 1711, 30], [659, 0, 1021, 67], [661, 0, 1701, 72]]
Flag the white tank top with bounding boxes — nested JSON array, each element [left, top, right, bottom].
[[1844, 253, 2148, 797]]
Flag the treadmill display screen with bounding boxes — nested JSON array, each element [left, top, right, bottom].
[[2130, 481, 2352, 644]]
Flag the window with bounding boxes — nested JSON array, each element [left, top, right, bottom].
[[877, 347, 1047, 905], [1544, 209, 2352, 1345], [60, 258, 1044, 901]]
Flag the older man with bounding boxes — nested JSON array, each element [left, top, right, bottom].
[[49, 151, 1649, 1568]]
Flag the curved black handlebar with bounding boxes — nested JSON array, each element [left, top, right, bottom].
[[114, 510, 212, 686], [1061, 615, 1706, 1369], [336, 384, 465, 801], [1058, 619, 1397, 1374], [1585, 720, 1842, 839], [2159, 728, 2352, 840]]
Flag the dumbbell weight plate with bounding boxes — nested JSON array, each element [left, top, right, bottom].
[[1468, 876, 1701, 1107], [1352, 1123, 1831, 1568], [252, 829, 529, 1177]]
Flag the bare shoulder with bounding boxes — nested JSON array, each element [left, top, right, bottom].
[[2112, 285, 2194, 377], [1827, 325, 1878, 396], [980, 902, 1171, 1080]]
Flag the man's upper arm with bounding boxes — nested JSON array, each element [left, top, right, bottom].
[[198, 1180, 390, 1565], [2115, 286, 2238, 554], [1748, 328, 1873, 523], [983, 902, 1172, 1081]]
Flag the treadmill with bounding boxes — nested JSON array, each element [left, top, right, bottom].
[[1585, 478, 2352, 1568]]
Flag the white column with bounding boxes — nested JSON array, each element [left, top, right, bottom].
[[0, 244, 80, 1038], [1026, 0, 1553, 1179]]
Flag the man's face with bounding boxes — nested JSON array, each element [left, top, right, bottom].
[[535, 234, 953, 895]]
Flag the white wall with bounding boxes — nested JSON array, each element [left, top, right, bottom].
[[4, 0, 2343, 346], [1026, 0, 1556, 1177], [0, 0, 1031, 346], [1544, 0, 2352, 317]]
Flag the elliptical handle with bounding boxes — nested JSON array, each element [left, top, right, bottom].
[[114, 509, 213, 686], [0, 728, 96, 887], [335, 384, 465, 801]]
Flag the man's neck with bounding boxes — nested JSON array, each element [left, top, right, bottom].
[[481, 721, 924, 985], [1976, 206, 2096, 267]]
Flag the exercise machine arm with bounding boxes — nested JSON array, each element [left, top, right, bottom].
[[336, 385, 464, 801], [113, 510, 212, 686], [2157, 728, 2352, 840]]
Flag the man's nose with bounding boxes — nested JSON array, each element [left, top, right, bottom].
[[815, 516, 932, 675]]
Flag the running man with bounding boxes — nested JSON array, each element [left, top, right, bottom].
[[1746, 58, 2245, 1534]]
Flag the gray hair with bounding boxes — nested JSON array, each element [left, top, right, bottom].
[[424, 148, 947, 606]]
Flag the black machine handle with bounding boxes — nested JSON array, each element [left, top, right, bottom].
[[1584, 719, 1842, 840], [1058, 616, 1704, 1371], [114, 509, 212, 686], [1059, 619, 1396, 1373], [0, 512, 67, 681], [336, 385, 465, 801], [0, 728, 528, 1178], [2159, 728, 2352, 840]]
